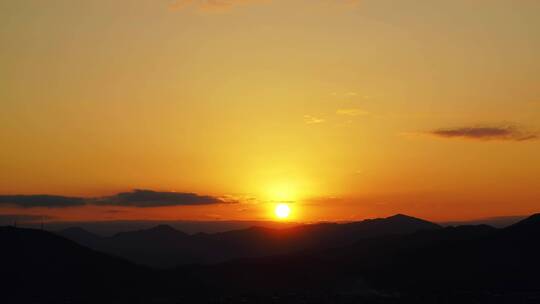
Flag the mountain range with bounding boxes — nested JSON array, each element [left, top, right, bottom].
[[59, 214, 440, 267], [2, 213, 540, 303]]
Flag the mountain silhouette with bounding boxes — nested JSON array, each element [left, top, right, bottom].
[[503, 213, 540, 234], [59, 214, 440, 267], [0, 226, 204, 303], [1, 226, 148, 302], [364, 213, 540, 291], [3, 213, 540, 303], [193, 213, 540, 296], [59, 226, 102, 247]]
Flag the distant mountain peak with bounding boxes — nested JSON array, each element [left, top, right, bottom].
[[61, 227, 92, 234], [60, 227, 99, 238], [378, 214, 442, 231], [111, 224, 187, 239], [387, 213, 415, 220], [525, 213, 540, 221], [148, 224, 181, 233], [507, 213, 540, 229], [62, 227, 88, 232], [386, 214, 435, 224]]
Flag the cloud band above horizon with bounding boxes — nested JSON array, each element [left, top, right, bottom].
[[429, 125, 537, 142], [0, 190, 236, 209]]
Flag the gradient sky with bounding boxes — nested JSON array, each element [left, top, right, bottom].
[[1, 0, 539, 223]]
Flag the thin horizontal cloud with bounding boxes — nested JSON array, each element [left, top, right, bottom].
[[304, 115, 325, 124], [331, 91, 359, 97], [0, 195, 86, 208], [0, 214, 51, 225], [0, 190, 237, 209], [429, 125, 538, 142], [336, 108, 370, 116], [94, 189, 236, 207]]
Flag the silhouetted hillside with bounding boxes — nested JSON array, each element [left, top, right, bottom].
[[363, 213, 540, 291], [188, 224, 497, 293], [59, 214, 441, 267], [40, 219, 300, 235], [190, 214, 540, 298], [503, 213, 540, 234], [440, 215, 527, 228], [59, 226, 102, 247], [0, 226, 199, 303], [3, 214, 540, 303]]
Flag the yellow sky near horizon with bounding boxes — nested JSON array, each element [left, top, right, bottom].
[[1, 0, 539, 222]]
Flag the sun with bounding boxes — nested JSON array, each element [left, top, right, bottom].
[[274, 203, 291, 219]]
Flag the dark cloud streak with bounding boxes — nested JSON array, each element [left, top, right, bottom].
[[96, 189, 233, 207], [0, 214, 51, 224], [0, 190, 236, 209], [0, 195, 86, 208], [430, 126, 537, 141]]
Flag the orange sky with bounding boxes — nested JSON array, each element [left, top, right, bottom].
[[1, 0, 539, 222]]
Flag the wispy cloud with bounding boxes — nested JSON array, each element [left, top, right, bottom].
[[331, 91, 362, 98], [304, 115, 326, 124], [428, 125, 538, 142], [336, 108, 370, 116]]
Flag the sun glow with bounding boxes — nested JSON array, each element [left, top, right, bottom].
[[274, 203, 291, 219], [266, 182, 299, 202]]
